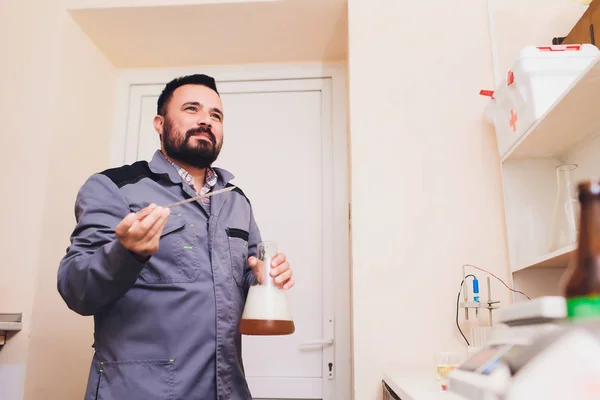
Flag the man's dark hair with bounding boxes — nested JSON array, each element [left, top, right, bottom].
[[157, 74, 219, 116]]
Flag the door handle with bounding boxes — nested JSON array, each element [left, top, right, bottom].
[[299, 338, 334, 347]]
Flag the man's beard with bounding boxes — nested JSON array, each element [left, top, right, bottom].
[[162, 117, 222, 169]]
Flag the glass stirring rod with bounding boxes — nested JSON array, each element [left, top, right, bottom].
[[135, 185, 237, 217]]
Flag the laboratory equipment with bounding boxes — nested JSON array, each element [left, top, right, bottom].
[[548, 162, 579, 252], [239, 241, 295, 335], [460, 267, 501, 329], [133, 186, 237, 218], [448, 296, 600, 400], [458, 267, 501, 355], [435, 352, 464, 391]]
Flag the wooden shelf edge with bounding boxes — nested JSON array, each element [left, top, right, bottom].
[[500, 54, 600, 163], [511, 244, 576, 273]]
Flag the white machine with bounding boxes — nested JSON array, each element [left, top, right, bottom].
[[448, 296, 600, 400]]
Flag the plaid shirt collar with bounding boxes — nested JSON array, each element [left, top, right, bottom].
[[165, 158, 218, 202]]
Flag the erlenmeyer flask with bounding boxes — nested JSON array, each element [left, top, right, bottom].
[[239, 241, 295, 335], [548, 163, 579, 252]]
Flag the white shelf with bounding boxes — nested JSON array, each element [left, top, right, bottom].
[[0, 313, 22, 332], [512, 244, 576, 273], [0, 313, 23, 346], [502, 55, 600, 162], [498, 51, 600, 299], [0, 322, 23, 331]]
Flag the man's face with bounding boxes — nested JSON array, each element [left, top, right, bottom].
[[155, 84, 224, 169]]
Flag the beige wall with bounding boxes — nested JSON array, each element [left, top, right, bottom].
[[347, 1, 505, 398], [0, 0, 65, 397], [347, 0, 587, 399], [22, 9, 117, 400], [0, 1, 116, 399]]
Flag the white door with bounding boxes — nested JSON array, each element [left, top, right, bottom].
[[115, 73, 348, 400]]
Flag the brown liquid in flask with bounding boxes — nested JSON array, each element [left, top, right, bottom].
[[562, 180, 600, 320], [239, 241, 295, 335]]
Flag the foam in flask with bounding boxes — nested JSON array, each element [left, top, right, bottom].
[[239, 241, 295, 335]]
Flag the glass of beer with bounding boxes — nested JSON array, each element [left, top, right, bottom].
[[435, 351, 462, 391]]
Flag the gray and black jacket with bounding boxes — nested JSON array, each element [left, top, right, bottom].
[[58, 150, 261, 400]]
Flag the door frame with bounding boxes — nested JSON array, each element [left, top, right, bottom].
[[109, 62, 351, 400]]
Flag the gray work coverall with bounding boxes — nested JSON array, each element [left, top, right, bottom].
[[58, 150, 261, 400]]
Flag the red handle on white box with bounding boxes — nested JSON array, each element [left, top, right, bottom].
[[507, 70, 514, 86], [536, 45, 582, 52]]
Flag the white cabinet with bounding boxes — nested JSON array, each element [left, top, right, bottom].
[[498, 54, 600, 300]]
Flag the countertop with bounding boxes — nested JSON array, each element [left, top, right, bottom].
[[383, 368, 466, 400]]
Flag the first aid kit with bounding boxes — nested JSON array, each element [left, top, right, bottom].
[[481, 44, 600, 158]]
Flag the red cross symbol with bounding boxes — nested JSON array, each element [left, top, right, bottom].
[[509, 108, 518, 132]]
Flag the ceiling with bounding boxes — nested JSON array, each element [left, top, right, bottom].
[[68, 0, 348, 68]]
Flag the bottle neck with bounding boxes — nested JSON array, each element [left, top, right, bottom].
[[263, 256, 274, 287], [257, 241, 278, 288], [565, 185, 600, 319]]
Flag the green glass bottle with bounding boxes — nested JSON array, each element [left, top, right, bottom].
[[563, 180, 600, 319]]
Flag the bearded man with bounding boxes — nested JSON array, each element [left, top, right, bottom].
[[58, 74, 294, 400]]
